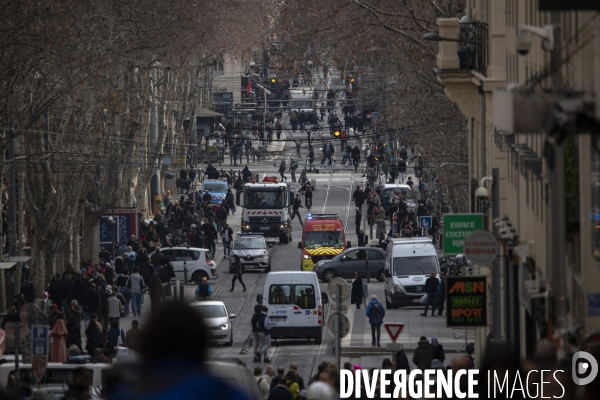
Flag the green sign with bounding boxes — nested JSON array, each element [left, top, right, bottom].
[[443, 214, 483, 255], [446, 276, 488, 327]]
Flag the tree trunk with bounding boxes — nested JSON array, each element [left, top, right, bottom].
[[29, 234, 46, 296], [83, 213, 100, 263]]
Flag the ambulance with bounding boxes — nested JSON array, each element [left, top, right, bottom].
[[298, 213, 351, 271]]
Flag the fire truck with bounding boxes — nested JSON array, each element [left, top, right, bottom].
[[236, 177, 293, 244]]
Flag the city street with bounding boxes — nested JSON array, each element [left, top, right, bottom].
[[108, 121, 465, 380]]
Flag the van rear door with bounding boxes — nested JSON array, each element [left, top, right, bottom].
[[267, 283, 293, 330], [290, 275, 319, 328]]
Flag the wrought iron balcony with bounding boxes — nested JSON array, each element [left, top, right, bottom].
[[458, 22, 489, 77]]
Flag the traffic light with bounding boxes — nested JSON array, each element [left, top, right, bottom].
[[334, 130, 340, 137]]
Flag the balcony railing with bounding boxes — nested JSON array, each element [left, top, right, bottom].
[[458, 22, 488, 77]]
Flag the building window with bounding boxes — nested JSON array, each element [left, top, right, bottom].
[[214, 60, 224, 76]]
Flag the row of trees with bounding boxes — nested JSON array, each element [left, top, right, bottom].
[[0, 0, 270, 302], [271, 0, 469, 209]]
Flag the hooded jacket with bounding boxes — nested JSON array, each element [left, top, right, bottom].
[[412, 338, 435, 370]]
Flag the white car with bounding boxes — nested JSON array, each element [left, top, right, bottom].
[[229, 234, 271, 273], [155, 247, 218, 284], [190, 301, 235, 346]]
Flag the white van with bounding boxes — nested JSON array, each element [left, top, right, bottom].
[[383, 237, 440, 308], [263, 272, 325, 345]]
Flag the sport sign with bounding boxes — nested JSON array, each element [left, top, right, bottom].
[[443, 214, 483, 255], [464, 230, 499, 265], [446, 276, 488, 327]]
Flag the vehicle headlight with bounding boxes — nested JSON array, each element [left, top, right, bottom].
[[393, 284, 405, 294], [221, 323, 229, 330], [303, 255, 310, 259], [243, 225, 250, 229]]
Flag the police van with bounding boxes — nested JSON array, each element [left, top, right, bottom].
[[383, 237, 440, 308], [262, 272, 327, 345]]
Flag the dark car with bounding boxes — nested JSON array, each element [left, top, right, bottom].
[[312, 247, 387, 283]]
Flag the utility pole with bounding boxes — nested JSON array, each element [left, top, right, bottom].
[[255, 83, 272, 136], [8, 129, 17, 259], [549, 14, 568, 354], [491, 168, 501, 339], [150, 67, 159, 206]]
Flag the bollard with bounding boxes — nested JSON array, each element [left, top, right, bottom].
[[176, 280, 181, 302], [184, 260, 188, 285]]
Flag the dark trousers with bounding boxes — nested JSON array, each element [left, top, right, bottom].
[[231, 273, 246, 290], [291, 209, 304, 226], [371, 323, 381, 345], [423, 293, 438, 315], [434, 295, 445, 315], [305, 194, 312, 210]]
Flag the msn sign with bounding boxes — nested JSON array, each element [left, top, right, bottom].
[[448, 280, 485, 294]]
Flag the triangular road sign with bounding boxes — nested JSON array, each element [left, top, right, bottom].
[[384, 323, 404, 342]]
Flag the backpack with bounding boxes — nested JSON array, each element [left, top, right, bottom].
[[305, 185, 312, 194], [371, 302, 382, 319]]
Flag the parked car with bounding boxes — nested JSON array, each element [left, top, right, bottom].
[[152, 247, 218, 284], [229, 233, 271, 273], [313, 247, 387, 282], [190, 301, 235, 346]]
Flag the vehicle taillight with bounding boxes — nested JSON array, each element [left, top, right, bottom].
[[206, 258, 212, 264], [318, 305, 322, 325], [293, 305, 300, 310]]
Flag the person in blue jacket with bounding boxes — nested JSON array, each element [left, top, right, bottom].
[[366, 294, 386, 347], [195, 277, 213, 301]]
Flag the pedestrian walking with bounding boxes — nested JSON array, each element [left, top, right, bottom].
[[320, 142, 334, 166], [351, 273, 363, 310], [221, 223, 233, 258], [366, 294, 385, 347], [229, 255, 247, 292], [251, 304, 262, 362], [358, 229, 367, 247], [279, 159, 288, 181], [148, 273, 163, 313], [354, 208, 362, 236], [289, 158, 298, 182], [126, 267, 146, 317], [361, 275, 368, 307], [291, 194, 304, 227], [352, 186, 366, 209], [412, 336, 435, 370], [195, 277, 213, 301], [257, 306, 271, 363], [50, 315, 68, 362], [420, 271, 439, 317]]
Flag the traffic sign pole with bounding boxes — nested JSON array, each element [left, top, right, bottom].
[[31, 325, 49, 384], [336, 284, 342, 367]]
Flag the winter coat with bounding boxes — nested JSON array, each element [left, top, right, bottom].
[[412, 339, 435, 370], [366, 298, 386, 325], [431, 343, 445, 362], [350, 278, 363, 305], [395, 349, 411, 373]]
